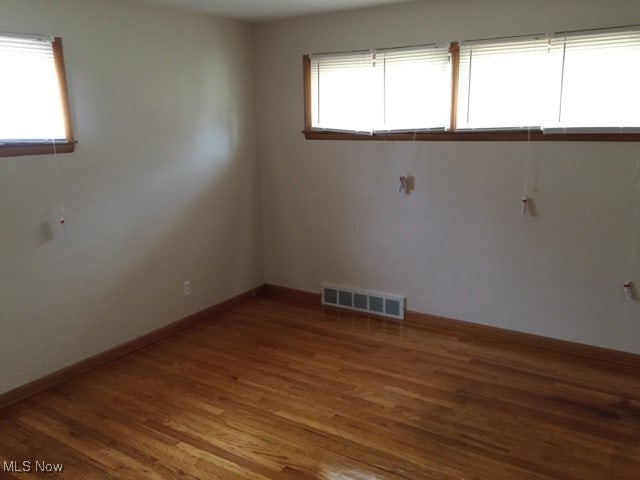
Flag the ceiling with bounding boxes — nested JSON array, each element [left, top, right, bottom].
[[140, 0, 408, 22]]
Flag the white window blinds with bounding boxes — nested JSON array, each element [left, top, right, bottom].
[[457, 27, 640, 131], [551, 28, 640, 129], [457, 35, 563, 129], [310, 50, 381, 133], [310, 44, 450, 133], [0, 33, 66, 142], [380, 46, 451, 131]]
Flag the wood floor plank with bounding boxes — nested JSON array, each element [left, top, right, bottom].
[[1, 297, 639, 479]]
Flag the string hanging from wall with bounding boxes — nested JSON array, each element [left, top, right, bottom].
[[624, 152, 640, 301], [386, 130, 421, 194], [52, 137, 71, 236], [520, 127, 533, 215]]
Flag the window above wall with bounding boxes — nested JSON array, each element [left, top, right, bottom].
[[309, 44, 451, 133], [0, 32, 75, 157], [303, 25, 640, 141]]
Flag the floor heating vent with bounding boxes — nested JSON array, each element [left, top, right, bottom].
[[321, 283, 405, 320]]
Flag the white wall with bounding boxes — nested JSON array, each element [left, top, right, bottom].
[[0, 0, 263, 394], [254, 0, 640, 353]]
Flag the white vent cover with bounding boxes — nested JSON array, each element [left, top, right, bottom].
[[321, 282, 405, 320]]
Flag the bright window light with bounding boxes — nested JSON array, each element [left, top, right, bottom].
[[305, 25, 640, 138], [554, 29, 640, 128], [0, 34, 67, 142], [457, 27, 640, 131], [457, 36, 563, 129], [382, 47, 451, 131], [311, 51, 381, 132], [310, 44, 450, 133]]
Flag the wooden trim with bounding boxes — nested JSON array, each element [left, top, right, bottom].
[[264, 283, 321, 306], [303, 55, 312, 132], [406, 310, 640, 369], [263, 284, 640, 368], [0, 141, 75, 158], [303, 129, 640, 142], [0, 285, 266, 410], [449, 41, 460, 132], [52, 37, 75, 144]]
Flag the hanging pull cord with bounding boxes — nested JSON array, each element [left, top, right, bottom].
[[52, 138, 71, 236], [627, 154, 640, 283]]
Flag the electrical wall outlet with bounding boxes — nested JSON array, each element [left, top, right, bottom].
[[183, 280, 192, 297]]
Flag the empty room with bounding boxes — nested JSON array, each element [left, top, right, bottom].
[[1, 0, 639, 478]]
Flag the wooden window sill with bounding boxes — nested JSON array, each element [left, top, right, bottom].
[[303, 130, 640, 142], [0, 141, 76, 158]]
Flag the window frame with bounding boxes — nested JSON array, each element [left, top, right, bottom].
[[302, 32, 640, 142], [0, 36, 76, 158]]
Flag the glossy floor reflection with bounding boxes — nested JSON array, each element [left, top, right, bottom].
[[1, 297, 639, 479]]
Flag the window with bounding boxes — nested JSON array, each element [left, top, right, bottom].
[[458, 28, 640, 132], [309, 44, 450, 133], [303, 25, 640, 141], [457, 36, 563, 130], [0, 32, 75, 157], [552, 28, 640, 130]]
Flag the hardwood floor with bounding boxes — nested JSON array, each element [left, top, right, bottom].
[[1, 297, 639, 479]]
